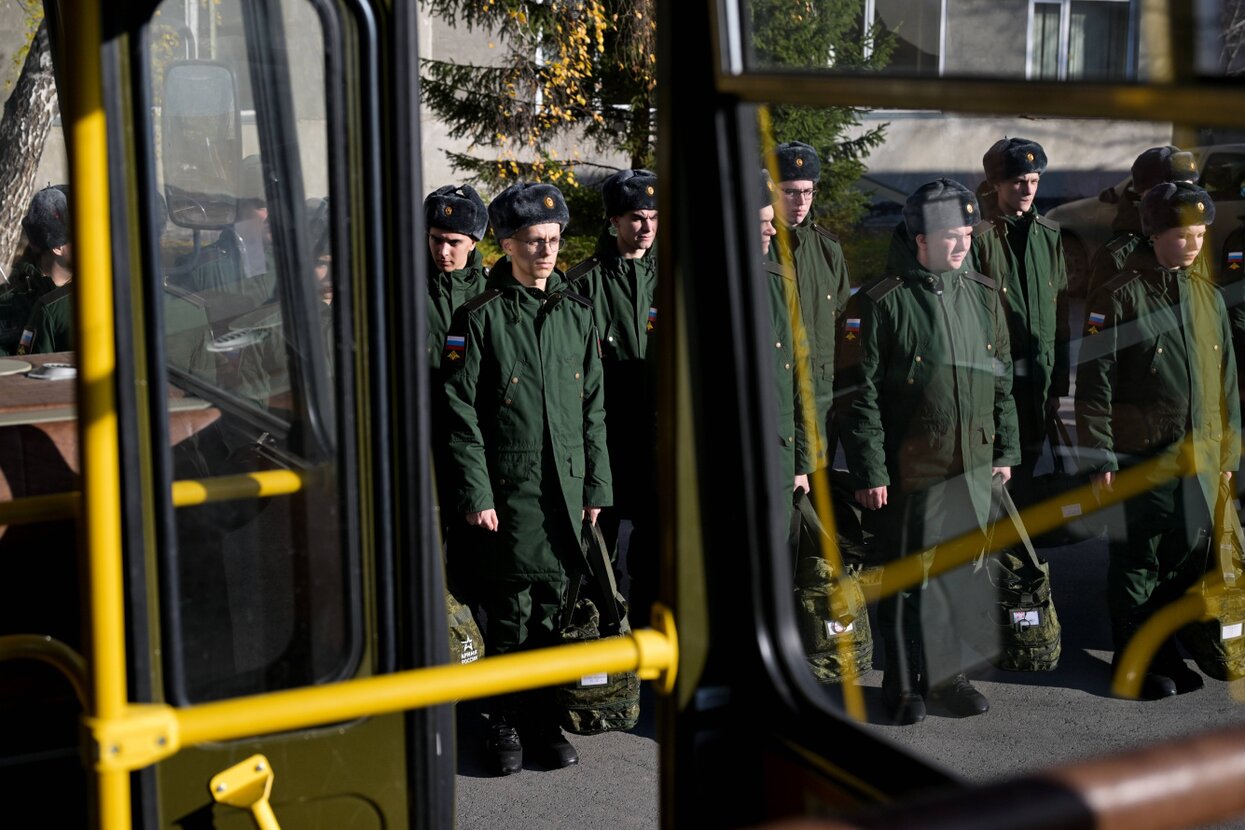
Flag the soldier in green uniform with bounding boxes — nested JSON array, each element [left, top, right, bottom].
[[769, 141, 849, 465], [1086, 146, 1198, 298], [759, 170, 817, 497], [1077, 182, 1240, 699], [565, 168, 658, 616], [837, 179, 1020, 724], [426, 184, 490, 370], [443, 182, 612, 775], [971, 138, 1069, 510], [2, 186, 69, 355]]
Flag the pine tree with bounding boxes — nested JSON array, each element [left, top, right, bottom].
[[420, 0, 656, 190], [752, 0, 893, 232]]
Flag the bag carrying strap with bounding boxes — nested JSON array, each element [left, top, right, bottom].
[[1046, 411, 1083, 477], [563, 520, 631, 635], [791, 489, 838, 572], [988, 478, 1043, 575], [1213, 476, 1245, 588]]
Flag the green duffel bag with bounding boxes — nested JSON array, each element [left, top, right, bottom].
[[1179, 477, 1245, 680], [554, 521, 640, 735], [446, 589, 483, 665], [984, 482, 1062, 672], [790, 490, 874, 683]]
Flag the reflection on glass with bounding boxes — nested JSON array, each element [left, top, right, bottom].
[[148, 0, 353, 704], [753, 108, 1245, 780]]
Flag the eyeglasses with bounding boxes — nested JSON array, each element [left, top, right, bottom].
[[515, 236, 561, 252], [781, 188, 818, 201]]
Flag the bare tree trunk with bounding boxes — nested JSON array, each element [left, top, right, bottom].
[[0, 21, 55, 275]]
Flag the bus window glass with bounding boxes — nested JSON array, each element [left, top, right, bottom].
[[147, 0, 358, 704], [742, 0, 1158, 82], [750, 106, 1245, 780]]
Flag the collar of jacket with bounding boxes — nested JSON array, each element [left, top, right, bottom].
[[430, 247, 484, 292], [884, 223, 960, 292], [593, 225, 655, 272]]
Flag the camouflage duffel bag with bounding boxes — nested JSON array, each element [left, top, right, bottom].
[[790, 491, 873, 683], [446, 590, 483, 665], [554, 521, 640, 735], [984, 483, 1061, 672], [1179, 477, 1245, 680], [556, 594, 641, 734]]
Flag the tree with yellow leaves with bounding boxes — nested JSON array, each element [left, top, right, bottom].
[[421, 0, 655, 189]]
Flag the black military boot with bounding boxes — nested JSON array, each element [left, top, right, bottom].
[[1109, 653, 1177, 700], [927, 673, 989, 717], [524, 722, 579, 769], [486, 712, 523, 776], [880, 641, 925, 725], [1153, 640, 1204, 695]]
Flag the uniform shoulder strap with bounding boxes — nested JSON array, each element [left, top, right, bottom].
[[1104, 233, 1137, 255], [862, 275, 903, 301], [811, 223, 840, 244], [458, 287, 502, 315], [963, 269, 996, 290], [971, 222, 994, 239], [1035, 214, 1061, 232], [564, 256, 600, 285], [1102, 269, 1143, 294], [557, 289, 593, 308]]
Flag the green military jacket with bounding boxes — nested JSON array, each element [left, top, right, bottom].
[[427, 247, 488, 372], [17, 284, 73, 355], [764, 261, 818, 488], [442, 259, 612, 579], [769, 215, 850, 461], [1076, 264, 1242, 516], [565, 228, 658, 507], [1086, 195, 1144, 298], [837, 226, 1021, 531], [0, 260, 56, 355], [971, 197, 1070, 446]]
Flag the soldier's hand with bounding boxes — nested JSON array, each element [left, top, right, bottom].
[[855, 486, 887, 510], [584, 507, 602, 525], [1092, 471, 1115, 495], [793, 474, 809, 494], [467, 509, 499, 531], [993, 466, 1012, 484], [1225, 472, 1234, 481]]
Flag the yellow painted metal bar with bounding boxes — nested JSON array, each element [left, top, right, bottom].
[[63, 0, 129, 825], [0, 491, 80, 526], [210, 755, 281, 830], [88, 629, 677, 772], [0, 634, 88, 706], [170, 469, 307, 507], [0, 470, 307, 529]]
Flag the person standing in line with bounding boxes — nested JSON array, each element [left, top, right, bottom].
[[442, 181, 612, 775], [837, 178, 1019, 724], [565, 169, 658, 618], [1077, 182, 1239, 700], [1086, 145, 1198, 298], [970, 137, 1069, 511], [769, 141, 850, 467]]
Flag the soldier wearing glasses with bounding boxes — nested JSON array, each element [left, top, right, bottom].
[[769, 141, 850, 465], [442, 182, 612, 775]]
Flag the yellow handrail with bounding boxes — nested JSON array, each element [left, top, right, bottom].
[[0, 469, 310, 528], [87, 621, 678, 773]]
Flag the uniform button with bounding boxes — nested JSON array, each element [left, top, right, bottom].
[[505, 398, 512, 405], [574, 371, 581, 379], [512, 377, 519, 384], [1002, 287, 1008, 293], [608, 335, 615, 342], [915, 355, 922, 362], [987, 343, 993, 350], [776, 341, 782, 348], [1214, 344, 1220, 350], [499, 478, 508, 485], [784, 363, 791, 370], [826, 294, 832, 300], [907, 378, 914, 384], [1151, 368, 1158, 374], [1157, 347, 1163, 354], [788, 436, 794, 443]]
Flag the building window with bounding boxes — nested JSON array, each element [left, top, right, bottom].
[[1029, 0, 1135, 81]]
